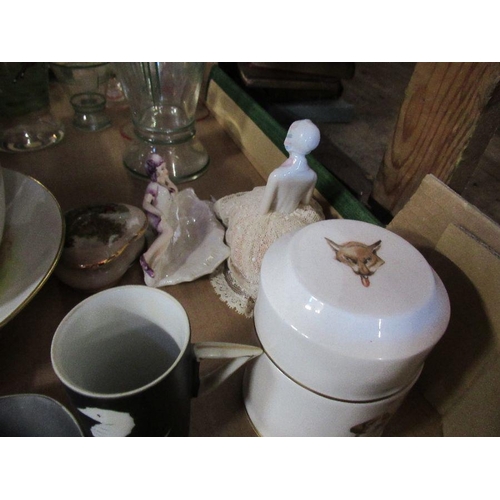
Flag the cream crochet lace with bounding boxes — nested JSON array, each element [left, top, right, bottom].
[[210, 187, 324, 316]]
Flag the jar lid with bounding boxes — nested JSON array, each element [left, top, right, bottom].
[[255, 219, 450, 400], [60, 203, 147, 269]]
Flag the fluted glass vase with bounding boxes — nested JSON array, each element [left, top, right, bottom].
[[115, 62, 209, 182]]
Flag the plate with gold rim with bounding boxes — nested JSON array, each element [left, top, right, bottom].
[[0, 167, 64, 327]]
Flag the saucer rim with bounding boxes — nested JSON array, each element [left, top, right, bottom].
[[0, 393, 83, 437], [0, 168, 64, 328]]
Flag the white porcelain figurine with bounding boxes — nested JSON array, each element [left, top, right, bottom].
[[259, 119, 320, 215], [139, 154, 230, 287], [211, 119, 325, 316]]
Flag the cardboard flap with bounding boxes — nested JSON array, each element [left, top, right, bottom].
[[388, 175, 500, 435], [387, 175, 500, 253], [417, 223, 500, 436]]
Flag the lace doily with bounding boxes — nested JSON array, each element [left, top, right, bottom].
[[210, 264, 256, 317], [210, 186, 324, 316]]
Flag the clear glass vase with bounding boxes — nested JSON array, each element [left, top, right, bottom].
[[115, 62, 209, 182]]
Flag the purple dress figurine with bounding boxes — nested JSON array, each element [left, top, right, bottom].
[[138, 153, 230, 287], [140, 154, 178, 278]]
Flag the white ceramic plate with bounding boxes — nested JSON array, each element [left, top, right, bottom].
[[0, 167, 64, 327]]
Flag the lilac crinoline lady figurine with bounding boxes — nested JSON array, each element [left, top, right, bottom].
[[139, 154, 230, 287], [140, 154, 178, 278]]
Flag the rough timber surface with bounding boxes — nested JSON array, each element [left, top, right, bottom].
[[317, 62, 500, 225]]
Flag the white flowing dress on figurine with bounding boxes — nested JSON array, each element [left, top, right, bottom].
[[140, 154, 230, 287], [211, 119, 325, 316]]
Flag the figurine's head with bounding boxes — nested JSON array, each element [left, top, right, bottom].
[[284, 119, 320, 155], [145, 154, 166, 182]]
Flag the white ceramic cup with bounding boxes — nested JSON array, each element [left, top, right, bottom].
[[51, 285, 262, 437], [244, 219, 450, 436], [243, 353, 421, 437]]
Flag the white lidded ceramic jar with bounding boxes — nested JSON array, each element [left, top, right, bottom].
[[244, 219, 450, 436], [244, 353, 423, 437]]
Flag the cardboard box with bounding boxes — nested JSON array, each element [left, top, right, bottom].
[[388, 175, 500, 436], [2, 64, 493, 437]]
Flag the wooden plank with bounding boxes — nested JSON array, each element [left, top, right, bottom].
[[206, 78, 287, 181], [373, 62, 500, 215]]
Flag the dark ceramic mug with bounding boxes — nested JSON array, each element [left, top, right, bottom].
[[51, 285, 261, 437]]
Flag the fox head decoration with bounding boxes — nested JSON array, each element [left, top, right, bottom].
[[325, 238, 385, 287]]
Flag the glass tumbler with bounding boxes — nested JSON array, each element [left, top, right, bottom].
[[0, 62, 64, 152], [51, 63, 111, 131], [115, 62, 209, 182]]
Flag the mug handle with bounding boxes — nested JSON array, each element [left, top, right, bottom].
[[193, 342, 262, 396]]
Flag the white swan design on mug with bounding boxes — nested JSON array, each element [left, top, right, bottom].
[[78, 407, 135, 437]]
